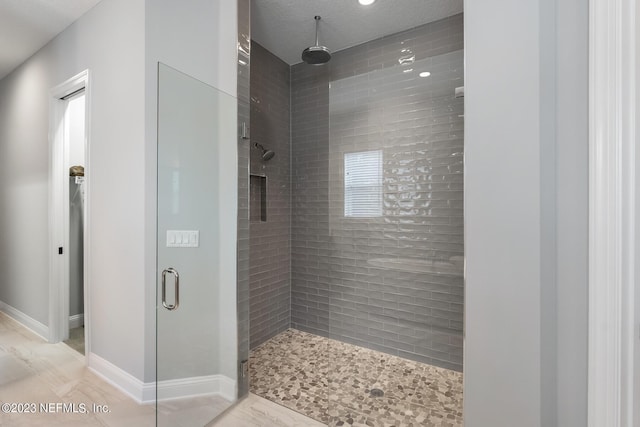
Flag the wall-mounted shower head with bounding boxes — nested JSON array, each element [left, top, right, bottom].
[[254, 142, 275, 161], [262, 150, 275, 161], [302, 16, 331, 65]]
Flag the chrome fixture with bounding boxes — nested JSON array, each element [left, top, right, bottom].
[[302, 16, 331, 65], [254, 142, 275, 161], [161, 267, 179, 311]]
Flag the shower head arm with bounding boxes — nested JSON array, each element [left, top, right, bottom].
[[302, 16, 331, 65], [314, 16, 320, 47]]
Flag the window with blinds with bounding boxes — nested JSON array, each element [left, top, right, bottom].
[[344, 150, 383, 217]]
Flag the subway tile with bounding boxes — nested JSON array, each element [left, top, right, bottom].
[[247, 16, 467, 371], [249, 42, 292, 348]]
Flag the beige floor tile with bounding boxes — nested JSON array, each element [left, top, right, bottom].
[[211, 393, 325, 427], [0, 313, 155, 427]]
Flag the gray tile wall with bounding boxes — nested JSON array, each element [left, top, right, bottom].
[[249, 42, 291, 349], [290, 14, 464, 371], [236, 0, 251, 397]]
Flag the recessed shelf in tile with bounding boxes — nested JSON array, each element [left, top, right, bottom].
[[250, 174, 267, 222]]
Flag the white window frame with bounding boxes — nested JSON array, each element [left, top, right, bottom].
[[344, 150, 383, 218]]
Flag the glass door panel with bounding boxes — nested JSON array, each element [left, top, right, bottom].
[[326, 49, 465, 423], [156, 63, 238, 426]]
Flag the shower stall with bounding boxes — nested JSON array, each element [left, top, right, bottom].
[[243, 3, 464, 425], [153, 1, 464, 425]]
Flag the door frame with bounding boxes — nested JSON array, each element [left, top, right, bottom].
[[48, 69, 91, 357], [588, 0, 638, 424]]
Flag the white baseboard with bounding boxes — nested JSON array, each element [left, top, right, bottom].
[[217, 376, 236, 402], [88, 352, 147, 403], [157, 375, 236, 403], [0, 300, 49, 341], [69, 314, 84, 329], [88, 352, 236, 405]]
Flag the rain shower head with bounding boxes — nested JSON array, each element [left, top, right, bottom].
[[254, 142, 275, 161], [302, 16, 331, 65]]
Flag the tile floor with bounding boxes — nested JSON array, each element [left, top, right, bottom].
[[249, 329, 464, 427], [0, 312, 155, 426], [211, 393, 325, 427], [0, 312, 322, 427], [0, 312, 462, 426], [158, 395, 231, 427]]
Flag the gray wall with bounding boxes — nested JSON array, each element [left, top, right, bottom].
[[156, 63, 225, 382], [555, 0, 588, 424], [464, 0, 588, 425], [236, 0, 251, 397], [144, 0, 239, 386], [0, 0, 239, 393], [464, 0, 549, 421], [0, 0, 147, 379], [249, 42, 291, 349], [290, 15, 464, 371]]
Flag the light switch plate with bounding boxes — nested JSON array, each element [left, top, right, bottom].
[[166, 230, 199, 247]]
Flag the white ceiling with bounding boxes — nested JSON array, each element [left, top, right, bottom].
[[0, 0, 102, 80], [0, 0, 463, 80], [251, 0, 463, 65]]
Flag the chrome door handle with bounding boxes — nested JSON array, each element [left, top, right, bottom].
[[161, 268, 179, 311]]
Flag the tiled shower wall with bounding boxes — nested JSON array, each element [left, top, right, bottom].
[[236, 0, 250, 397], [249, 42, 291, 349], [290, 14, 464, 371]]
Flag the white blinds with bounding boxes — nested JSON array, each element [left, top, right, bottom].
[[344, 150, 383, 217]]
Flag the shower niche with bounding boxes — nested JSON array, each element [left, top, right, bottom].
[[250, 174, 267, 222]]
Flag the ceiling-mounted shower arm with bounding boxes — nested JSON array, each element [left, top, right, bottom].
[[314, 15, 321, 47], [302, 15, 331, 65]]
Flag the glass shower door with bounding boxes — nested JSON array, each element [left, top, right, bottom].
[[156, 63, 238, 426]]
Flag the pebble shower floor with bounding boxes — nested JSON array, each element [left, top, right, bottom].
[[249, 329, 463, 426]]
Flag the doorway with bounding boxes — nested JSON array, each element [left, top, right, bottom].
[[49, 70, 90, 356], [63, 90, 86, 353]]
